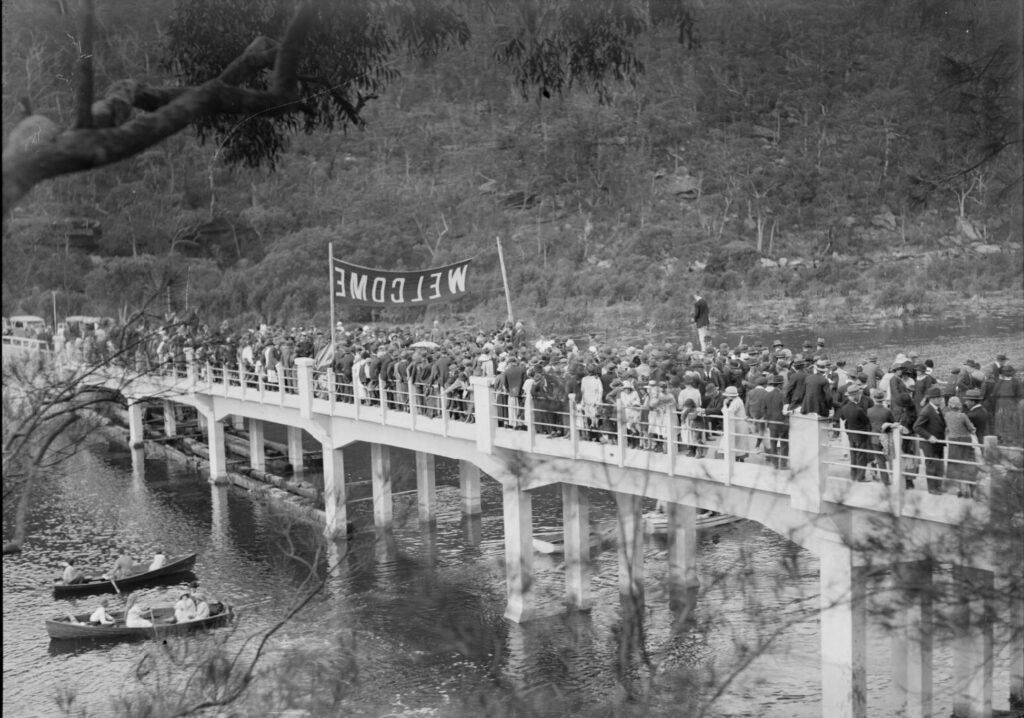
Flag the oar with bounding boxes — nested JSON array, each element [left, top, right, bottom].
[[110, 575, 121, 595]]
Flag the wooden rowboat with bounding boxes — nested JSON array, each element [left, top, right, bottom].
[[642, 511, 742, 535], [532, 522, 618, 555], [52, 554, 197, 598], [47, 602, 233, 641]]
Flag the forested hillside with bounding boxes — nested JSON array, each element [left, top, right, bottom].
[[3, 0, 1021, 333]]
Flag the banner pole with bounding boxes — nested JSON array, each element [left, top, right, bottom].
[[329, 242, 337, 360], [496, 236, 514, 323]]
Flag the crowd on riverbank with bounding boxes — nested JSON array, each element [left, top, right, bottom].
[[25, 312, 1024, 492]]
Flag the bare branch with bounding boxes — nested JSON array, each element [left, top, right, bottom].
[[74, 0, 96, 129]]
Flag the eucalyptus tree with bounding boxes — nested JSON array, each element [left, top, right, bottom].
[[2, 0, 687, 219]]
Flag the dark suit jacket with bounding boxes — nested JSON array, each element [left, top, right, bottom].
[[498, 363, 527, 396], [913, 402, 946, 441], [801, 372, 834, 417]]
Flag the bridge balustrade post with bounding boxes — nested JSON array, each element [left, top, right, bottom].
[[327, 369, 336, 414], [470, 376, 496, 454], [615, 404, 625, 467], [295, 358, 314, 419], [788, 413, 828, 513], [667, 406, 678, 475], [379, 377, 388, 423], [526, 391, 536, 451], [721, 409, 734, 484], [892, 428, 905, 515]]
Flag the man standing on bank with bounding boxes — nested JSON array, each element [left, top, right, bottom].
[[692, 291, 710, 352]]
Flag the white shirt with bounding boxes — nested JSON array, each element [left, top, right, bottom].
[[148, 554, 167, 571], [90, 606, 115, 625]]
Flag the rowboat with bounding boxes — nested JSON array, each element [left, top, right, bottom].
[[46, 601, 233, 641], [642, 511, 742, 535], [532, 522, 618, 555], [52, 554, 197, 597]]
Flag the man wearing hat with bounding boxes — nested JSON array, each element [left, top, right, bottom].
[[990, 364, 1020, 446], [866, 389, 898, 483], [692, 291, 711, 351], [763, 374, 788, 468], [801, 358, 835, 419], [837, 382, 871, 481], [784, 355, 808, 414], [862, 355, 882, 390], [913, 386, 947, 493], [962, 388, 989, 443]]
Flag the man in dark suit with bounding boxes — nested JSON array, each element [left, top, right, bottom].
[[763, 374, 788, 469], [497, 356, 527, 429], [962, 388, 989, 442], [801, 358, 835, 419], [913, 386, 947, 493], [837, 382, 872, 481], [784, 357, 808, 414], [692, 291, 710, 351]]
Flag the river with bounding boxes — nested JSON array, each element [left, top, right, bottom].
[[3, 318, 1022, 717]]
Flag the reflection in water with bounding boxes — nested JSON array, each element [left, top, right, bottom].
[[461, 513, 482, 547], [130, 446, 145, 488], [210, 483, 230, 548]]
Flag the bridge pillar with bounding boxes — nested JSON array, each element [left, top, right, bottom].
[[789, 413, 828, 513], [371, 444, 393, 527], [614, 492, 645, 608], [891, 560, 934, 718], [322, 446, 347, 539], [502, 478, 534, 622], [459, 460, 482, 516], [287, 426, 304, 471], [248, 419, 266, 472], [819, 535, 867, 718], [128, 401, 145, 448], [231, 414, 245, 431], [415, 452, 436, 523], [205, 414, 228, 485], [666, 503, 699, 611], [562, 484, 591, 610], [952, 564, 993, 718], [163, 400, 177, 438]]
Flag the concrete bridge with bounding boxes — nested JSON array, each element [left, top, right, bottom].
[[4, 338, 1022, 718]]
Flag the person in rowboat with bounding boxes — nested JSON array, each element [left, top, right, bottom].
[[60, 558, 86, 585], [173, 592, 196, 623], [103, 549, 135, 581], [148, 549, 167, 571], [89, 599, 116, 626], [124, 595, 153, 628]]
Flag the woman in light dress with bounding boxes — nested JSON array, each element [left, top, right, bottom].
[[720, 386, 756, 461]]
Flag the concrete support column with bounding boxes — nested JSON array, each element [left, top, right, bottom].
[[206, 414, 227, 485], [891, 560, 934, 718], [295, 357, 315, 418], [614, 492, 645, 606], [163, 400, 177, 438], [248, 419, 266, 472], [952, 564, 994, 718], [562, 484, 591, 610], [231, 414, 244, 431], [459, 460, 482, 516], [322, 446, 347, 539], [819, 536, 867, 718], [287, 426, 304, 471], [371, 443, 393, 528], [196, 411, 208, 433], [666, 503, 699, 611], [128, 401, 145, 448], [502, 478, 534, 622], [470, 376, 496, 453], [415, 452, 436, 523]]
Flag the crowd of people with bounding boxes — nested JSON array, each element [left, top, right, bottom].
[[25, 309, 1024, 495]]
